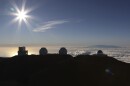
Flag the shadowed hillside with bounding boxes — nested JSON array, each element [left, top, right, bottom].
[[0, 54, 130, 86]]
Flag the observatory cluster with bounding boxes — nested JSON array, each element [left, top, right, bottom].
[[18, 46, 106, 56], [18, 46, 68, 56]]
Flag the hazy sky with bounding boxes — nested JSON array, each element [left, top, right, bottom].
[[0, 0, 130, 47]]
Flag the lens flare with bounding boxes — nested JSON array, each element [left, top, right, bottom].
[[10, 0, 33, 29]]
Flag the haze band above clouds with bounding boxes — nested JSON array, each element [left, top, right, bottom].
[[33, 20, 69, 32]]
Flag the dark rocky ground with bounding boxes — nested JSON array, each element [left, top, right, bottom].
[[0, 54, 130, 86]]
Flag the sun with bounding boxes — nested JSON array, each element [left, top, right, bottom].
[[16, 10, 28, 21], [10, 0, 33, 29]]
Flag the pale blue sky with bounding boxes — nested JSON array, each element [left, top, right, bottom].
[[0, 0, 130, 47]]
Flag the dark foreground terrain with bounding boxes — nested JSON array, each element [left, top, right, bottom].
[[0, 54, 130, 86]]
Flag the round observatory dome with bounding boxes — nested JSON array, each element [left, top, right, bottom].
[[39, 47, 48, 55], [59, 47, 67, 55]]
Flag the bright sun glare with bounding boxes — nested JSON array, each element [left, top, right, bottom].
[[16, 10, 28, 21], [10, 0, 33, 28]]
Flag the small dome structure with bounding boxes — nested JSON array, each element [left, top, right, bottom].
[[97, 50, 103, 54], [59, 47, 67, 55], [39, 47, 48, 55]]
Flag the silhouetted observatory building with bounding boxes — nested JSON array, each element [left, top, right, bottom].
[[59, 47, 67, 55], [39, 47, 48, 55], [18, 47, 28, 56]]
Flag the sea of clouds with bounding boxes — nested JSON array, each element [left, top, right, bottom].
[[68, 47, 130, 63], [0, 46, 130, 63]]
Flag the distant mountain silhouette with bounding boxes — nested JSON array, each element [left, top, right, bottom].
[[89, 45, 121, 48]]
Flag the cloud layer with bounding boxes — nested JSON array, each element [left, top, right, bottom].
[[33, 20, 68, 32]]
